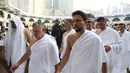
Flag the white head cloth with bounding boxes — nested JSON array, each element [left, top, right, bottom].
[[5, 17, 27, 65]]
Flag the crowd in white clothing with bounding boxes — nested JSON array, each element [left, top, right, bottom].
[[0, 10, 130, 73]]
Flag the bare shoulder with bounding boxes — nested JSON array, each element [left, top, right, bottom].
[[24, 28, 29, 33], [24, 28, 32, 42], [30, 39, 37, 46], [67, 33, 77, 47], [67, 33, 77, 40], [24, 28, 27, 31]]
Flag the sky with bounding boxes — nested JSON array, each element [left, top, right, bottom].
[[74, 0, 130, 10]]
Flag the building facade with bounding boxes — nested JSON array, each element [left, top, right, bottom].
[[8, 0, 47, 15]]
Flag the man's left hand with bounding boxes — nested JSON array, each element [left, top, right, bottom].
[[104, 45, 111, 52]]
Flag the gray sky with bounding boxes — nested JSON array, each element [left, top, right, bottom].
[[74, 0, 130, 10]]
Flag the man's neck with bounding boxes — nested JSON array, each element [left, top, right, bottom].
[[101, 26, 106, 31], [37, 33, 45, 40], [86, 28, 91, 31], [96, 29, 102, 35], [119, 30, 125, 36], [67, 28, 72, 32], [120, 30, 125, 33]]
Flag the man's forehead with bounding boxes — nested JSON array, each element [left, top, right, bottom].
[[72, 15, 83, 20], [33, 26, 42, 29], [96, 22, 100, 24], [118, 25, 124, 26], [96, 21, 104, 24]]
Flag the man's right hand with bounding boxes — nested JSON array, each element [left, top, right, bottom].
[[10, 63, 19, 72], [104, 45, 111, 52]]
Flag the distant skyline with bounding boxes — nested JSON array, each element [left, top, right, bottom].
[[74, 0, 130, 10]]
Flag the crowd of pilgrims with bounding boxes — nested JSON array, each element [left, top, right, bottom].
[[0, 10, 130, 73]]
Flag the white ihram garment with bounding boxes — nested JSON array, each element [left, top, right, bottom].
[[5, 17, 27, 73], [66, 30, 107, 73], [29, 34, 60, 73], [98, 27, 123, 73]]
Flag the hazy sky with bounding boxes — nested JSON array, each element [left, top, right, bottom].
[[74, 0, 130, 10]]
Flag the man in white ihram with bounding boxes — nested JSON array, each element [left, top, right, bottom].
[[96, 17, 123, 73], [10, 22, 60, 73], [118, 23, 130, 73]]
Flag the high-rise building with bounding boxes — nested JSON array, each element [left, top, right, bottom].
[[33, 0, 46, 15], [0, 0, 8, 6], [45, 0, 74, 16], [107, 4, 112, 15], [8, 0, 46, 15], [59, 0, 74, 11], [59, 0, 74, 16], [9, 0, 29, 12], [45, 0, 60, 16], [45, 0, 59, 10], [122, 3, 130, 14], [45, 0, 52, 9], [112, 6, 119, 15]]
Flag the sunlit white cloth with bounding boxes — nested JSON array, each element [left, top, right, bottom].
[[4, 17, 27, 73], [29, 34, 60, 73], [66, 30, 107, 73]]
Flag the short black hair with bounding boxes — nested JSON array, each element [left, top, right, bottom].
[[65, 19, 73, 24], [25, 25, 28, 28], [115, 23, 118, 26], [119, 23, 125, 27], [96, 17, 106, 22], [127, 24, 130, 26], [72, 10, 87, 21]]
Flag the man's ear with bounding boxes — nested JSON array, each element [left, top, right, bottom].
[[85, 20, 88, 26], [85, 20, 88, 24], [84, 20, 88, 29]]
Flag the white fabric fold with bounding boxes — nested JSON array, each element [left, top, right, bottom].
[[4, 17, 27, 73], [66, 30, 106, 73], [120, 31, 130, 71], [29, 34, 60, 73], [98, 27, 123, 73]]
